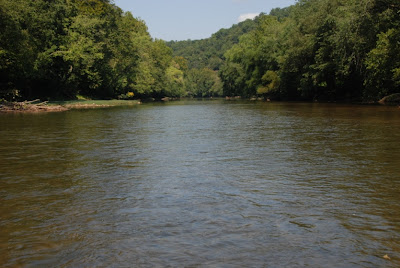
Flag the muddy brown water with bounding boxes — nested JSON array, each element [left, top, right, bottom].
[[1, 101, 399, 267]]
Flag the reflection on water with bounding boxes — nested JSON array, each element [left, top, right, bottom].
[[1, 101, 399, 267]]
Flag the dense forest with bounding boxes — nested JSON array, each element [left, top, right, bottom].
[[222, 0, 400, 101], [169, 0, 400, 102], [167, 18, 259, 71], [1, 0, 399, 102], [0, 0, 188, 100]]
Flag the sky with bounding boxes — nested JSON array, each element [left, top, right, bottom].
[[113, 0, 297, 41]]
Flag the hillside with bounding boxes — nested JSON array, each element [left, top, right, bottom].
[[166, 7, 291, 71], [169, 1, 400, 102], [166, 17, 257, 70]]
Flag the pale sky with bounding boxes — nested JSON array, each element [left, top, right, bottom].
[[113, 0, 297, 41]]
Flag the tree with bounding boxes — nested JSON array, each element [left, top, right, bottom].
[[0, 0, 31, 100], [257, 70, 280, 98], [165, 58, 186, 97], [365, 28, 400, 100], [186, 68, 222, 98]]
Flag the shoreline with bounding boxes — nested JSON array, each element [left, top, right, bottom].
[[0, 99, 141, 113], [1, 97, 398, 113], [0, 101, 68, 113]]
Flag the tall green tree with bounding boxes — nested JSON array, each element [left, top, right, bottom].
[[186, 68, 223, 98]]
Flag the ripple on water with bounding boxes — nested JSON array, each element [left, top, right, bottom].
[[0, 102, 399, 267]]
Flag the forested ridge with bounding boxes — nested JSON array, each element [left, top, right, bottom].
[[167, 18, 259, 71], [169, 0, 400, 102], [1, 0, 399, 102]]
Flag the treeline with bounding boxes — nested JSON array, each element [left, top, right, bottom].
[[221, 0, 400, 101], [165, 15, 262, 98], [0, 0, 189, 100], [2, 0, 399, 102], [169, 0, 400, 102], [167, 19, 258, 70]]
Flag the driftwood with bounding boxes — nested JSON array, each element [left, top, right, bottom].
[[24, 99, 40, 104], [0, 100, 68, 113], [378, 93, 400, 105], [36, 101, 49, 106]]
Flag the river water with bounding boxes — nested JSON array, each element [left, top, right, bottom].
[[0, 101, 399, 267]]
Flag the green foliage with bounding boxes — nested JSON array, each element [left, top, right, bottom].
[[257, 71, 280, 95], [365, 27, 400, 100], [218, 0, 400, 101], [165, 59, 186, 97], [221, 15, 283, 97], [0, 1, 29, 99], [219, 62, 246, 97], [185, 68, 223, 98], [0, 0, 184, 100], [1, 0, 399, 101], [166, 16, 258, 98], [167, 18, 258, 70]]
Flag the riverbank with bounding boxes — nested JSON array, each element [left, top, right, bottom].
[[0, 99, 142, 113], [2, 96, 399, 113], [55, 99, 141, 109], [0, 100, 68, 113], [378, 93, 400, 106]]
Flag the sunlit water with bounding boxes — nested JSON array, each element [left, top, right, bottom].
[[1, 101, 399, 267]]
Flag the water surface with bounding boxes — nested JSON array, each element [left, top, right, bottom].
[[1, 101, 399, 267]]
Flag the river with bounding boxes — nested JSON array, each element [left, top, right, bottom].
[[1, 101, 399, 267]]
